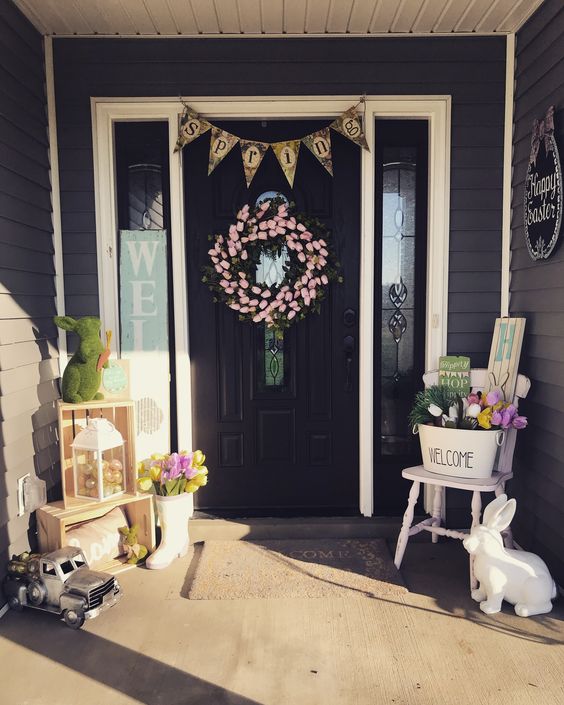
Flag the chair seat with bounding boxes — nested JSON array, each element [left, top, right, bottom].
[[401, 465, 513, 492]]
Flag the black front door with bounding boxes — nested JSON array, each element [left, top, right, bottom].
[[184, 120, 360, 515]]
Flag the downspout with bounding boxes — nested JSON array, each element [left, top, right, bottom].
[[501, 33, 516, 317], [44, 35, 67, 372]]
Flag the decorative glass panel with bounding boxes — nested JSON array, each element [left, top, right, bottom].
[[381, 147, 418, 456], [256, 247, 290, 289], [255, 326, 292, 394], [264, 328, 285, 387]]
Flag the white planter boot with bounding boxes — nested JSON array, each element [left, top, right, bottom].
[[146, 493, 191, 570]]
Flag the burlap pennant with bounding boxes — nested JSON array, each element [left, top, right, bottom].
[[330, 107, 369, 151], [208, 127, 239, 175], [302, 128, 333, 176], [174, 106, 212, 152], [240, 140, 270, 187], [272, 140, 301, 187]]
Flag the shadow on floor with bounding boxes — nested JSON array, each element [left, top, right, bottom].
[[0, 608, 262, 705], [391, 537, 564, 643]]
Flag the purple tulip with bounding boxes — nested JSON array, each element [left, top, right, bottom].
[[500, 410, 514, 429], [486, 389, 502, 406], [512, 415, 528, 429], [491, 411, 503, 426]]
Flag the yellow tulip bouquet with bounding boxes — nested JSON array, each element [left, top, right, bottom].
[[138, 450, 208, 496]]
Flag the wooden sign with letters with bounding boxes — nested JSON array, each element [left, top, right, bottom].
[[484, 318, 526, 402]]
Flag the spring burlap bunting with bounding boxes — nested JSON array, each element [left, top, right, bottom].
[[176, 98, 370, 187]]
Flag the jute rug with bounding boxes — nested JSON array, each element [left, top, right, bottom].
[[187, 538, 407, 599]]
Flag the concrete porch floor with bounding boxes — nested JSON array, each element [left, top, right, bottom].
[[0, 528, 562, 705]]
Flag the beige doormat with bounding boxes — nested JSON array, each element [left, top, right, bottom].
[[187, 538, 407, 599]]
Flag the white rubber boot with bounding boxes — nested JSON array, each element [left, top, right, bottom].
[[146, 493, 191, 570]]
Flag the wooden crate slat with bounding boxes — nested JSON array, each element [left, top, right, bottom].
[[58, 399, 137, 507], [36, 494, 155, 575]]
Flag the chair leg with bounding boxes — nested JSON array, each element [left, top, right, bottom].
[[469, 491, 482, 590], [496, 483, 515, 549], [394, 480, 421, 570], [431, 485, 442, 544]]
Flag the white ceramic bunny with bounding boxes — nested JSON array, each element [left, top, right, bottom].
[[463, 494, 557, 617]]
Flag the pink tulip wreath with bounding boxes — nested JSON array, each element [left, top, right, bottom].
[[202, 198, 342, 332]]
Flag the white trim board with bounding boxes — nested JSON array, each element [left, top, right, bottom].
[[501, 33, 515, 318], [92, 95, 451, 517], [44, 36, 67, 373]]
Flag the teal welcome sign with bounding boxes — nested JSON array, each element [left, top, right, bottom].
[[120, 230, 168, 353]]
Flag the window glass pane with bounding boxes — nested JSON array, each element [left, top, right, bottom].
[[42, 562, 56, 576], [255, 326, 289, 392], [60, 560, 74, 575], [380, 147, 418, 456]]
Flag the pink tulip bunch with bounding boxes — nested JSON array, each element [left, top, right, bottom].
[[203, 199, 341, 332]]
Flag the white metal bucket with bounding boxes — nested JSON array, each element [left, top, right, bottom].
[[416, 424, 505, 479]]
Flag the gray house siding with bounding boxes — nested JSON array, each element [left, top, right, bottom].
[[509, 0, 564, 586], [53, 35, 507, 366], [0, 0, 59, 600]]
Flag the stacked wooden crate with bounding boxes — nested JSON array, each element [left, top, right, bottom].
[[37, 400, 156, 573]]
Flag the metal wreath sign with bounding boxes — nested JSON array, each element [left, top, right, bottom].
[[524, 105, 562, 260]]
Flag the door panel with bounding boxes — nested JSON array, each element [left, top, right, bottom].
[[184, 120, 360, 514]]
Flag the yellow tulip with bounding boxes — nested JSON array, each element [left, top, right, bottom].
[[138, 477, 153, 492], [149, 464, 162, 482], [477, 407, 492, 430], [193, 450, 206, 467], [185, 480, 198, 493]]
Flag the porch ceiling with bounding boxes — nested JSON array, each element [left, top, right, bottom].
[[14, 0, 543, 37]]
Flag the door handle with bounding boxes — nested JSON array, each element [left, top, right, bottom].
[[344, 335, 355, 392]]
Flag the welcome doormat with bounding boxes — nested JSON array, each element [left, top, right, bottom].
[[187, 538, 407, 600]]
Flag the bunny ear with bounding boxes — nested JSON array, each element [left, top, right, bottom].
[[482, 494, 507, 527], [54, 315, 77, 331], [487, 497, 517, 533]]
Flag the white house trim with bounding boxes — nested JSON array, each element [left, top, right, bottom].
[[44, 36, 67, 372], [501, 33, 516, 318], [92, 95, 451, 517]]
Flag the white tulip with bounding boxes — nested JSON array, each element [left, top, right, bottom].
[[467, 403, 481, 418], [428, 403, 443, 417]]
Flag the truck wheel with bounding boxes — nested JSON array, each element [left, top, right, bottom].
[[8, 596, 23, 612], [27, 582, 46, 606], [63, 608, 85, 630]]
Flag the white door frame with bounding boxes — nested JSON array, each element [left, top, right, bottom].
[[92, 94, 451, 517]]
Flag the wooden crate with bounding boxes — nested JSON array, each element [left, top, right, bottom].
[[58, 399, 137, 508], [36, 494, 156, 574]]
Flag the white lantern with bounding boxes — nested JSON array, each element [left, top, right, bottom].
[[71, 418, 127, 502]]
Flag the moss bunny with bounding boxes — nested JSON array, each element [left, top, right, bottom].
[[54, 316, 109, 403], [118, 525, 148, 565]]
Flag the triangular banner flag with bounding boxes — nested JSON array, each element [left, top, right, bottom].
[[208, 127, 239, 175], [330, 107, 369, 151], [240, 139, 270, 187], [174, 106, 211, 153], [272, 140, 301, 187], [302, 128, 333, 176]]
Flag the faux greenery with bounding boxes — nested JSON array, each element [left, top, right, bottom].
[[408, 385, 459, 428], [202, 197, 342, 333]]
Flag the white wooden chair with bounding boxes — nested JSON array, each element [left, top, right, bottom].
[[393, 368, 531, 588]]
